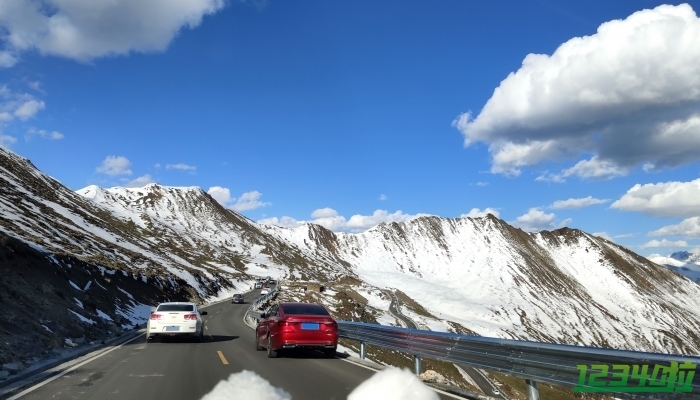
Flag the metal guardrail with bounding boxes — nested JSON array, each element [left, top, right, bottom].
[[246, 287, 279, 325], [338, 321, 700, 399]]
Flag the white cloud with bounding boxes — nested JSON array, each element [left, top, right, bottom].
[[13, 99, 44, 120], [593, 232, 613, 241], [25, 127, 63, 140], [0, 0, 226, 63], [649, 217, 700, 237], [461, 207, 500, 218], [309, 208, 348, 231], [200, 370, 291, 400], [207, 186, 232, 206], [166, 163, 196, 171], [207, 187, 271, 212], [561, 157, 628, 180], [0, 86, 45, 123], [593, 232, 634, 242], [535, 171, 566, 183], [611, 178, 700, 218], [550, 196, 609, 209], [475, 181, 489, 187], [642, 163, 655, 172], [230, 191, 270, 212], [0, 51, 17, 67], [615, 233, 635, 238], [640, 239, 688, 249], [558, 217, 573, 228], [510, 208, 556, 232], [96, 155, 132, 176], [536, 157, 627, 183], [259, 208, 430, 233], [0, 132, 17, 147], [454, 4, 700, 175], [125, 174, 155, 188], [311, 207, 338, 219], [379, 194, 387, 201], [346, 210, 429, 232], [257, 216, 305, 229]]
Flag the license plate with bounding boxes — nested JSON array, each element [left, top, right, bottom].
[[165, 326, 180, 332], [301, 323, 319, 330]]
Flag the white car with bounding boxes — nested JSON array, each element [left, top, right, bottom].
[[254, 282, 263, 289], [147, 302, 207, 342], [260, 288, 271, 295]]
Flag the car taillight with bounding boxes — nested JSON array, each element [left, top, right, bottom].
[[184, 314, 197, 320], [278, 320, 291, 326], [150, 314, 163, 320], [323, 321, 338, 328]]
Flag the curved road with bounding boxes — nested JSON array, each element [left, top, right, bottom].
[[383, 289, 506, 400], [2, 289, 454, 400]]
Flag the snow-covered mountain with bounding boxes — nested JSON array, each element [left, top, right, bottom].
[[649, 251, 700, 283], [3, 147, 700, 355]]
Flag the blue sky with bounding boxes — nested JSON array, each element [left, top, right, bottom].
[[1, 0, 700, 256]]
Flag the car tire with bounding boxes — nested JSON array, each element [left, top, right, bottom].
[[324, 348, 336, 359], [195, 329, 203, 343], [255, 330, 264, 351], [267, 335, 278, 358]]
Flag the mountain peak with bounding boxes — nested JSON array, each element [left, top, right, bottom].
[[671, 251, 691, 262]]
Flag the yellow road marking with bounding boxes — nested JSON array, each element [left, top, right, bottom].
[[205, 326, 208, 331], [217, 351, 229, 365]]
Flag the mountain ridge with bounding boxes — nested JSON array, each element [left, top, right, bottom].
[[2, 146, 700, 355]]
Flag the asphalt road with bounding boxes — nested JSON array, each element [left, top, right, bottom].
[[4, 289, 454, 400], [383, 289, 506, 399], [383, 290, 417, 329]]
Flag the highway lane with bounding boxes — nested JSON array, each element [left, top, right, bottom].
[[4, 289, 453, 400]]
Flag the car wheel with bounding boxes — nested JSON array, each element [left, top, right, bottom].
[[195, 329, 203, 343], [255, 330, 264, 351], [324, 348, 336, 359], [267, 335, 278, 358]]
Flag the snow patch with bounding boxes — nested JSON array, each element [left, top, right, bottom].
[[348, 367, 438, 400], [69, 310, 96, 325], [96, 309, 113, 321], [117, 286, 134, 299], [200, 370, 291, 400]]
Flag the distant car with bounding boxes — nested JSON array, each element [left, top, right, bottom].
[[268, 279, 276, 284], [260, 288, 271, 295], [231, 294, 244, 304], [254, 282, 262, 289], [492, 389, 500, 395], [255, 302, 337, 358], [147, 302, 207, 342]]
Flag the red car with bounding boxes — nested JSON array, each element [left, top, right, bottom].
[[255, 302, 338, 358]]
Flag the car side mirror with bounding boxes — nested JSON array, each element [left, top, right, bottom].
[[201, 311, 208, 316], [150, 307, 156, 313]]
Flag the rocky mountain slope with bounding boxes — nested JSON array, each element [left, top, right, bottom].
[[3, 147, 700, 357]]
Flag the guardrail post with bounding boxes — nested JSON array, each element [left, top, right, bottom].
[[359, 342, 366, 359], [525, 379, 539, 400], [414, 355, 422, 376]]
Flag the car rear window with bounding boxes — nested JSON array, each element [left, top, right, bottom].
[[157, 304, 194, 312], [281, 304, 329, 315]]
